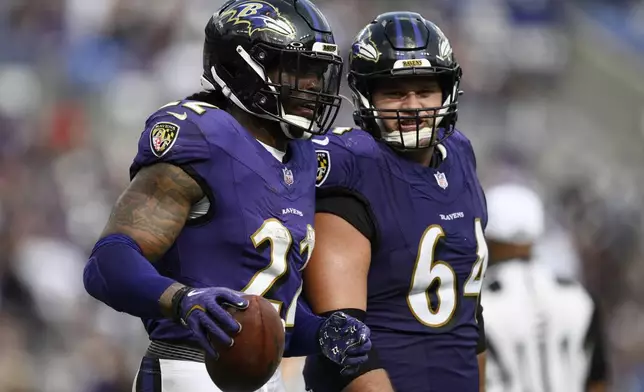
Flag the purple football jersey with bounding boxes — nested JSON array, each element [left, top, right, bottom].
[[311, 127, 489, 391], [130, 100, 317, 351]]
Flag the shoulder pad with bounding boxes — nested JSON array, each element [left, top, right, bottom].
[[443, 128, 477, 167], [446, 128, 474, 154], [316, 127, 379, 157], [312, 127, 376, 189], [131, 99, 227, 178], [146, 99, 221, 125]]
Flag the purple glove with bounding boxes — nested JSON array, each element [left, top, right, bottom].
[[174, 287, 249, 359], [319, 312, 372, 375]]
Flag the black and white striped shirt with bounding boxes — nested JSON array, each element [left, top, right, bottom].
[[482, 260, 607, 392]]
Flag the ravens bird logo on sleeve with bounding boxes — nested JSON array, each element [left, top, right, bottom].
[[315, 150, 330, 187], [149, 122, 180, 157]]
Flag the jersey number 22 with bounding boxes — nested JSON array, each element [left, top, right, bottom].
[[242, 219, 314, 328]]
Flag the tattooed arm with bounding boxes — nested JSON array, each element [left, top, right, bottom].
[[84, 163, 203, 317], [101, 163, 203, 261], [102, 163, 204, 315], [84, 162, 247, 351]]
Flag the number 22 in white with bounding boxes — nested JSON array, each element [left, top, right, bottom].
[[407, 218, 488, 327], [242, 219, 314, 328]]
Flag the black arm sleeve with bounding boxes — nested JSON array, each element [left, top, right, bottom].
[[585, 301, 608, 385], [476, 301, 487, 354], [316, 187, 378, 247]]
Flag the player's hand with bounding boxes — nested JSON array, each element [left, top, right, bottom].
[[318, 311, 372, 376], [175, 287, 249, 359]]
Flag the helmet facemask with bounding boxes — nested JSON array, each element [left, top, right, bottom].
[[204, 42, 343, 140], [350, 66, 462, 150]]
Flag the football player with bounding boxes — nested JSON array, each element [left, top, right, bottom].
[[82, 1, 371, 391], [303, 12, 488, 392], [482, 184, 608, 392]]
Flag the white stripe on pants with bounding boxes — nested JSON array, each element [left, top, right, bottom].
[[132, 358, 286, 392]]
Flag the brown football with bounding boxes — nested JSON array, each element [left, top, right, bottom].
[[205, 295, 285, 392]]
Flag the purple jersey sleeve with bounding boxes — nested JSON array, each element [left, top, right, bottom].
[[313, 128, 376, 191], [129, 111, 211, 179], [451, 129, 488, 229]]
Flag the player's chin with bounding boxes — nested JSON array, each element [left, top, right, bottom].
[[383, 128, 433, 148], [283, 98, 318, 119], [391, 140, 433, 149], [384, 120, 424, 133], [298, 110, 316, 122], [416, 138, 433, 148]]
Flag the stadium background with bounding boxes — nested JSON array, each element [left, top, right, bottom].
[[0, 0, 643, 390]]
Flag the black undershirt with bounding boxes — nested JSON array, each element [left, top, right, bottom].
[[315, 187, 378, 247]]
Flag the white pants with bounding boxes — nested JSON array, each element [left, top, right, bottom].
[[132, 357, 286, 392]]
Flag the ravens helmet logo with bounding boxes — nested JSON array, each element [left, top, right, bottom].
[[220, 1, 296, 38]]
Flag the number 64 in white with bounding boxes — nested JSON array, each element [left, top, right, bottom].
[[407, 218, 488, 328]]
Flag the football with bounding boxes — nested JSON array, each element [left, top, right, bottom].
[[205, 294, 285, 392]]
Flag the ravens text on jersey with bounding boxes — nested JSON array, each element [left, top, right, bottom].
[[303, 11, 488, 392], [82, 1, 370, 391]]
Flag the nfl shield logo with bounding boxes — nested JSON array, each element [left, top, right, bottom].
[[434, 171, 448, 189], [282, 168, 294, 185]]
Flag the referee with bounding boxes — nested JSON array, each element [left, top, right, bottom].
[[482, 183, 608, 392]]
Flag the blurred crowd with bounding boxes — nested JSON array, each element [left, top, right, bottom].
[[1, 0, 643, 391]]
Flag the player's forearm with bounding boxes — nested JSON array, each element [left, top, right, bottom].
[[342, 370, 394, 392], [84, 163, 202, 318], [303, 213, 371, 314], [83, 233, 183, 319], [283, 299, 325, 357], [158, 282, 187, 317], [478, 352, 486, 392]]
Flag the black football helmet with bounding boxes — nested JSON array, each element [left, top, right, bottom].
[[201, 0, 343, 139], [348, 12, 462, 149]]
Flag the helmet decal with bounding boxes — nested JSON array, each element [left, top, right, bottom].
[[351, 28, 380, 63], [220, 1, 296, 38]]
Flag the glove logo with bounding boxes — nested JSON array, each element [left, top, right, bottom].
[[186, 290, 205, 297]]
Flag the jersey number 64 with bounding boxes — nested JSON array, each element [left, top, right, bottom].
[[407, 218, 488, 328]]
